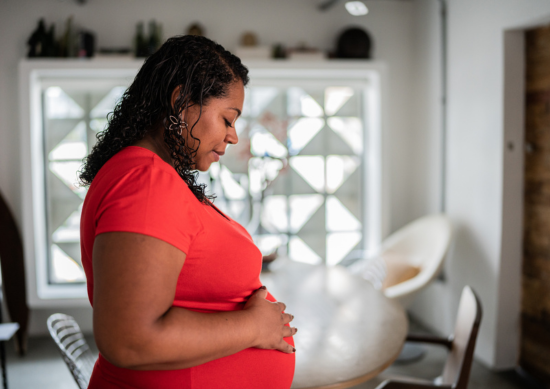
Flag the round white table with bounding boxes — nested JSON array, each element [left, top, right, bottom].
[[260, 260, 408, 389]]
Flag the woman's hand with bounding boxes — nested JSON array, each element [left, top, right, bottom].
[[243, 287, 297, 354]]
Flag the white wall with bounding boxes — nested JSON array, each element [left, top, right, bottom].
[[409, 0, 550, 370], [0, 0, 436, 335], [410, 0, 442, 218]]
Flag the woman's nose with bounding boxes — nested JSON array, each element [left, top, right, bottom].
[[226, 126, 238, 145]]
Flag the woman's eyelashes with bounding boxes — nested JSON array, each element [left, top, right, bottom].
[[224, 118, 234, 128]]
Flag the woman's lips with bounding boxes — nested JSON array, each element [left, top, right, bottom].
[[212, 150, 222, 162]]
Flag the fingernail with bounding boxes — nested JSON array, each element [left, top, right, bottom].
[[294, 327, 298, 334], [292, 347, 296, 353], [259, 286, 266, 290]]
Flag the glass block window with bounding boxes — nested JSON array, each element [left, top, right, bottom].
[[43, 85, 126, 284], [210, 84, 366, 266], [23, 64, 381, 304], [36, 69, 377, 292]]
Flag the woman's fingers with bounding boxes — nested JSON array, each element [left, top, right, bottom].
[[282, 326, 297, 338], [276, 339, 296, 354], [283, 312, 294, 324], [243, 289, 297, 351], [253, 286, 268, 300]]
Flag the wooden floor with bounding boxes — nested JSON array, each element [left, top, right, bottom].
[[4, 318, 546, 389]]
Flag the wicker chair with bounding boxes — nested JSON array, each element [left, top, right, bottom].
[[47, 314, 97, 389]]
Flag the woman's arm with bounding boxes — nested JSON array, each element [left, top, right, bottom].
[[92, 232, 296, 370]]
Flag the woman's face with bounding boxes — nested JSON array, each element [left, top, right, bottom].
[[181, 81, 244, 172]]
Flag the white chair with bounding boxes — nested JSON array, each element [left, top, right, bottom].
[[350, 214, 453, 307], [349, 214, 453, 363]]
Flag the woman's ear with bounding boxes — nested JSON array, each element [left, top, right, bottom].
[[171, 85, 182, 110]]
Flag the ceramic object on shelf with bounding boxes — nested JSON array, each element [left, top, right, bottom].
[[187, 23, 205, 37], [336, 26, 372, 59]]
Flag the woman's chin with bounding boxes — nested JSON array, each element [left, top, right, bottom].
[[195, 161, 211, 172], [197, 155, 220, 171]]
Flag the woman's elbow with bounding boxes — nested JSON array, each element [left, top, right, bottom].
[[95, 332, 149, 369]]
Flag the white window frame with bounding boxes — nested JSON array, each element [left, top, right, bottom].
[[19, 59, 388, 308]]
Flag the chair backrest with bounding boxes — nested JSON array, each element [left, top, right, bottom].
[[382, 214, 452, 304], [381, 214, 452, 270], [441, 286, 483, 388], [47, 313, 97, 389]]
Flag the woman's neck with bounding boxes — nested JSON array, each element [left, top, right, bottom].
[[133, 127, 174, 167]]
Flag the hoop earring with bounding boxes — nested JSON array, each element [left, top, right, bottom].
[[169, 115, 188, 136]]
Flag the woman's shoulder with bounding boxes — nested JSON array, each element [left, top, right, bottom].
[[85, 146, 204, 251], [89, 146, 193, 201], [105, 146, 178, 176], [95, 146, 181, 184]]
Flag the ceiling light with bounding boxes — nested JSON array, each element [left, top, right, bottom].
[[345, 1, 368, 16]]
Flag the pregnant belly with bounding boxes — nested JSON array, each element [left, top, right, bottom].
[[179, 292, 295, 388], [91, 301, 295, 388], [192, 345, 295, 389], [90, 290, 295, 389]]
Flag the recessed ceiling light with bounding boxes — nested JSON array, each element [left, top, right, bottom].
[[345, 1, 368, 16]]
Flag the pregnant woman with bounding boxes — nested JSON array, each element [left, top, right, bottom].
[[79, 35, 296, 389]]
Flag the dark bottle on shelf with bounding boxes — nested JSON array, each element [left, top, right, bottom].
[[44, 25, 56, 57], [148, 20, 160, 56], [58, 16, 76, 58], [157, 23, 164, 47], [79, 31, 95, 58], [135, 22, 147, 57]]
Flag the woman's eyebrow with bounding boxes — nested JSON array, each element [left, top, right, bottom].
[[228, 107, 242, 117]]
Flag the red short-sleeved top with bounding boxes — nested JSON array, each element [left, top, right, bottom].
[[80, 146, 295, 389]]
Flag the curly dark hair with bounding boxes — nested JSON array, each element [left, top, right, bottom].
[[79, 35, 249, 203]]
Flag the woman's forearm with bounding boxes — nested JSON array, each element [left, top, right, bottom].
[[99, 306, 258, 370], [136, 306, 256, 370]]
